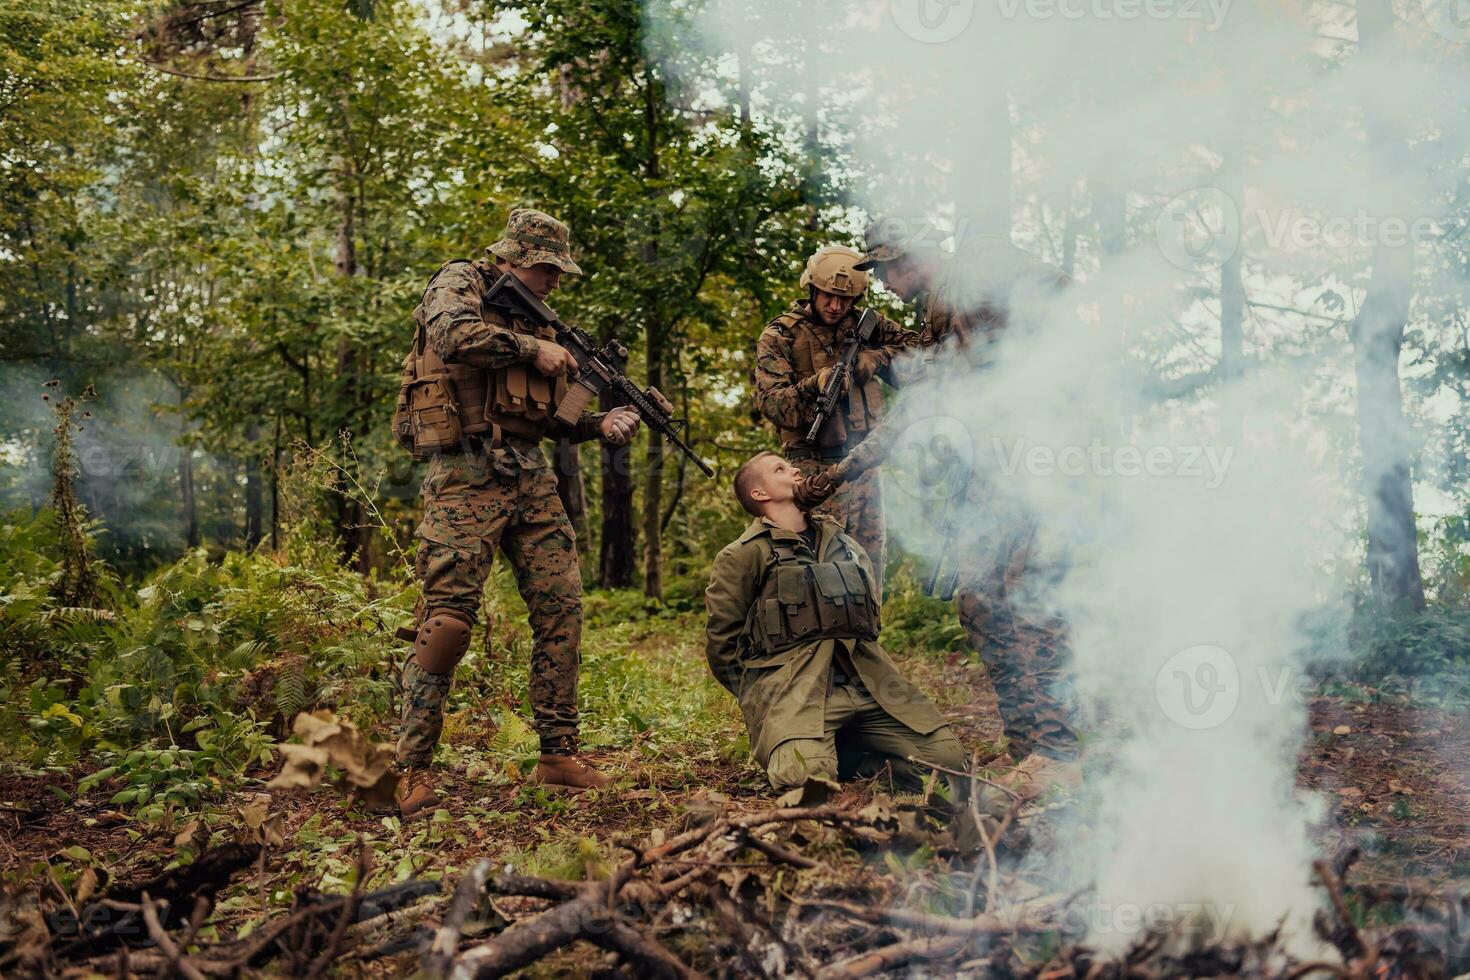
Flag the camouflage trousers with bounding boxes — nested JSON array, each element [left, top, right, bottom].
[[954, 521, 1080, 762], [791, 457, 886, 599], [398, 449, 583, 768]]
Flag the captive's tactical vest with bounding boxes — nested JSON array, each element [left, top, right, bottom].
[[773, 307, 886, 451], [749, 535, 881, 657], [394, 259, 569, 458]]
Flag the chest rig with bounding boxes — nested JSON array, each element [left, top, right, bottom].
[[395, 260, 569, 457], [774, 306, 886, 450], [750, 532, 880, 656]]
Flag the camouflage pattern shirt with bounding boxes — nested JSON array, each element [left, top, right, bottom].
[[421, 258, 604, 468]]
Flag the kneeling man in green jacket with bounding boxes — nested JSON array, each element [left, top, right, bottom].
[[704, 450, 967, 804]]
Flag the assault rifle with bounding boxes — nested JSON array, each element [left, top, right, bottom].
[[805, 309, 880, 444], [485, 274, 714, 478]]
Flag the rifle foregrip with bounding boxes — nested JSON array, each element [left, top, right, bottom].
[[554, 381, 597, 425]]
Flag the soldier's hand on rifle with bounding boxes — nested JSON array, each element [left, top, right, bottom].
[[813, 365, 850, 396], [794, 467, 839, 510], [599, 406, 642, 445], [532, 340, 579, 378], [852, 350, 884, 384]]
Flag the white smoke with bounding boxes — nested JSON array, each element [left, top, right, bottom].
[[650, 0, 1468, 951]]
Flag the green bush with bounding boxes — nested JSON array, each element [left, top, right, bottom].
[[2, 512, 418, 816]]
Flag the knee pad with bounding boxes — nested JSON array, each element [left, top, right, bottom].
[[410, 609, 474, 674]]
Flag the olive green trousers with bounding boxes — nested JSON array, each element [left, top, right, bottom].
[[765, 682, 965, 798]]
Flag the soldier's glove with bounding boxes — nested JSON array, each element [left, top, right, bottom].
[[645, 386, 676, 416], [812, 366, 851, 396], [795, 468, 839, 511], [851, 350, 885, 384]]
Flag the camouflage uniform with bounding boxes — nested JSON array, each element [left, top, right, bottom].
[[753, 300, 918, 597], [838, 235, 1080, 762], [399, 209, 604, 768], [920, 247, 1079, 761]]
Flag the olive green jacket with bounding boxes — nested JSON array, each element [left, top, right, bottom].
[[703, 516, 948, 765]]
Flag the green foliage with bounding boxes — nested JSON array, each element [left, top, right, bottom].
[[1345, 602, 1470, 679], [877, 563, 970, 657], [2, 507, 417, 814], [0, 509, 115, 675]]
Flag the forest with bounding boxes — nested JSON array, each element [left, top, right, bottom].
[[2, 0, 1470, 976]]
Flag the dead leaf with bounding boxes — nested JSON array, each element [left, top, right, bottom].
[[173, 819, 208, 853], [270, 712, 397, 810], [1333, 725, 1351, 735], [239, 794, 285, 847], [1336, 786, 1363, 799], [73, 867, 99, 906], [267, 743, 329, 791]]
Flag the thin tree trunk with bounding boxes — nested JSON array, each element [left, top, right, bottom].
[[180, 447, 199, 550], [1218, 137, 1246, 443], [639, 67, 668, 600], [598, 386, 637, 589], [553, 438, 590, 566], [1352, 0, 1424, 610], [270, 414, 282, 551], [641, 326, 666, 599], [331, 173, 372, 574], [245, 422, 263, 550]]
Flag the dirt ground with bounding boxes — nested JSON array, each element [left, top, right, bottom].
[[2, 659, 1466, 976]]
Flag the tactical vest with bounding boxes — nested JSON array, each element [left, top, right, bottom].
[[774, 306, 886, 450], [749, 534, 880, 656], [394, 260, 568, 457]]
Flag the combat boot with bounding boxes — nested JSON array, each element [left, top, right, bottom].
[[999, 752, 1082, 803], [397, 768, 443, 820], [534, 754, 613, 792]]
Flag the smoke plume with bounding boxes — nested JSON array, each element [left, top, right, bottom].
[[651, 0, 1469, 949]]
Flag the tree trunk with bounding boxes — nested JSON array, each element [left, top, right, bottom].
[[244, 422, 263, 550], [1218, 138, 1246, 442], [639, 66, 667, 600], [598, 386, 637, 589], [1352, 0, 1424, 610], [553, 438, 590, 566], [641, 325, 666, 599], [331, 173, 372, 574], [270, 414, 282, 551], [180, 446, 199, 550]]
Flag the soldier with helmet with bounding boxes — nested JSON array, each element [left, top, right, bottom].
[[752, 245, 919, 598], [798, 220, 1083, 800], [394, 208, 669, 820]]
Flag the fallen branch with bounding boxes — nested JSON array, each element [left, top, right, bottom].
[[139, 893, 209, 980], [816, 934, 968, 979], [426, 858, 494, 977]]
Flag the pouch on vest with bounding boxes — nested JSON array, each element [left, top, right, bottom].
[[393, 352, 416, 454], [775, 565, 817, 643], [406, 372, 463, 457], [811, 563, 849, 632], [836, 560, 876, 634]]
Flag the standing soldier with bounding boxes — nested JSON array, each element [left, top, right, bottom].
[[395, 208, 657, 819], [800, 224, 1081, 798], [752, 245, 918, 599]]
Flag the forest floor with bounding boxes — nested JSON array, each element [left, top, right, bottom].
[[3, 603, 1469, 976]]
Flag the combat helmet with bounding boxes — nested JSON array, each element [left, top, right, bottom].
[[799, 245, 869, 297]]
